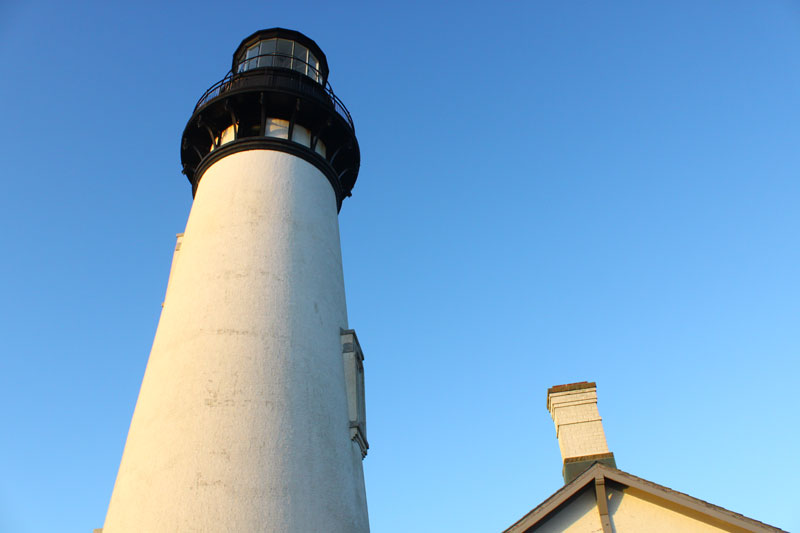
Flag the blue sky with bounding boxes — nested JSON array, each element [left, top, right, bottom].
[[1, 1, 799, 531]]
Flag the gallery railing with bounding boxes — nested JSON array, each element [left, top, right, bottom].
[[194, 58, 354, 132]]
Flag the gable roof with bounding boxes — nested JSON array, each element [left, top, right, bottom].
[[503, 463, 786, 533]]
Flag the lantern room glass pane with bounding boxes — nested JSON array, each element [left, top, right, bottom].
[[293, 43, 308, 66], [236, 38, 322, 82], [275, 39, 293, 69], [260, 39, 276, 55], [307, 54, 320, 81], [276, 39, 292, 55]]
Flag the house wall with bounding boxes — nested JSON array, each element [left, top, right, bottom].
[[530, 488, 603, 533], [608, 486, 750, 533]]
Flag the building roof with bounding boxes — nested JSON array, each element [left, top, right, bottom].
[[503, 462, 786, 533]]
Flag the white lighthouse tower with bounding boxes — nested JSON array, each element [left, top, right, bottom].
[[102, 28, 369, 532]]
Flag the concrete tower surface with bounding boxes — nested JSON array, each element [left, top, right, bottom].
[[102, 29, 368, 532]]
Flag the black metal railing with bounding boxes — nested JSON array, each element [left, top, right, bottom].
[[194, 62, 354, 132]]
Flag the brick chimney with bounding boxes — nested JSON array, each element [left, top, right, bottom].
[[547, 381, 616, 483]]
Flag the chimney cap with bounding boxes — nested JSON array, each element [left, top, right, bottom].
[[546, 381, 596, 409]]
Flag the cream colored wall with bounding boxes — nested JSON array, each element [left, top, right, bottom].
[[530, 488, 604, 533], [526, 484, 748, 533], [103, 150, 369, 532], [608, 487, 744, 533]]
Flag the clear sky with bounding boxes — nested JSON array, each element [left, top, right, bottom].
[[1, 1, 798, 531]]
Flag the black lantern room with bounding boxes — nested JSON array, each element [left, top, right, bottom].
[[181, 28, 360, 211]]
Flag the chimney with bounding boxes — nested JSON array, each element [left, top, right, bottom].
[[547, 381, 616, 483]]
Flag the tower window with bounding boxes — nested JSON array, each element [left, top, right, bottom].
[[292, 124, 311, 147], [265, 118, 289, 139]]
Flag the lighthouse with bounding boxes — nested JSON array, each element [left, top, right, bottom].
[[102, 28, 369, 532]]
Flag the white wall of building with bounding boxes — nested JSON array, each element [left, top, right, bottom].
[[103, 150, 369, 532]]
